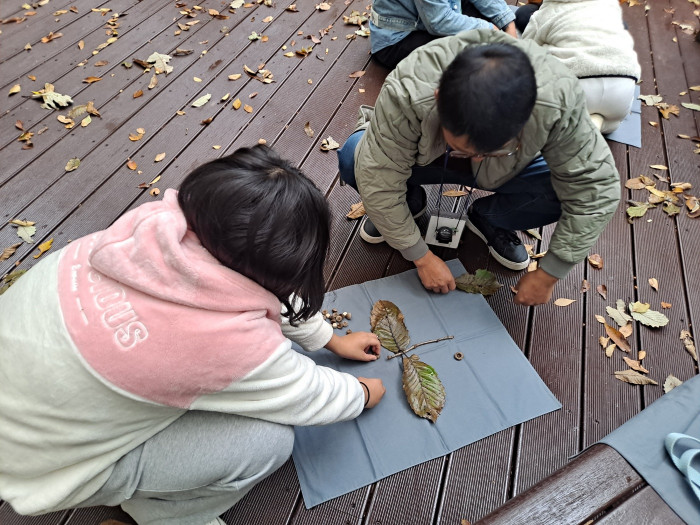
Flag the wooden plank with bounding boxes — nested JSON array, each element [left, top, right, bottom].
[[582, 142, 641, 448], [0, 0, 177, 148], [626, 0, 696, 407], [475, 445, 644, 525], [595, 485, 684, 525]]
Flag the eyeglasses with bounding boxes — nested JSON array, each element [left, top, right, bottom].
[[447, 134, 521, 159]]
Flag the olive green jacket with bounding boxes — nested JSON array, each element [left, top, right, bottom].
[[353, 30, 620, 279]]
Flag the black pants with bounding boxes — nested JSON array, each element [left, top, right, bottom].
[[514, 3, 540, 33]]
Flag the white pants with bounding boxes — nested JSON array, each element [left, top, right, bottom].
[[578, 76, 637, 135]]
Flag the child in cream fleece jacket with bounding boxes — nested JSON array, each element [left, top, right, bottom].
[[519, 0, 641, 134], [0, 145, 386, 525]]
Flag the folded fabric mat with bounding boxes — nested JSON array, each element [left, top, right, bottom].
[[292, 259, 561, 508], [601, 374, 700, 524]]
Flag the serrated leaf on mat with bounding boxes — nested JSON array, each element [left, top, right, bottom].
[[614, 369, 658, 386], [629, 303, 669, 327], [663, 374, 683, 394], [605, 323, 631, 352], [680, 329, 697, 361], [370, 300, 410, 353], [402, 354, 445, 423], [455, 269, 502, 296]]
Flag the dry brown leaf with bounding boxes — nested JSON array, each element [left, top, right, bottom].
[[588, 254, 603, 269], [605, 323, 631, 352], [648, 277, 658, 291], [9, 84, 21, 95], [661, 301, 672, 309], [349, 70, 365, 78], [0, 242, 22, 262], [82, 76, 102, 84], [201, 118, 213, 125], [663, 374, 683, 394], [347, 202, 366, 220], [65, 157, 80, 172], [623, 357, 649, 373], [263, 15, 273, 22], [228, 74, 242, 81], [15, 120, 24, 130], [619, 323, 633, 339], [599, 336, 610, 348], [580, 279, 590, 293], [596, 284, 608, 300], [614, 369, 658, 386], [150, 188, 160, 197], [442, 189, 468, 197], [148, 75, 158, 89], [649, 164, 668, 171], [94, 60, 108, 67], [126, 159, 137, 170], [78, 40, 84, 50], [605, 344, 616, 358], [33, 238, 53, 259], [554, 298, 576, 307], [154, 152, 166, 162], [133, 89, 143, 98], [243, 104, 253, 113], [304, 121, 314, 137], [595, 314, 606, 324], [680, 329, 697, 361]]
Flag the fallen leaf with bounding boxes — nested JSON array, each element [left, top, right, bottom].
[[648, 278, 658, 291], [9, 84, 21, 95], [9, 219, 36, 227], [626, 201, 654, 218], [614, 369, 658, 386], [623, 357, 649, 373], [442, 189, 468, 197], [316, 2, 331, 10], [228, 74, 242, 80], [243, 104, 253, 113], [649, 164, 668, 171], [554, 298, 576, 307], [80, 115, 91, 127], [347, 202, 365, 219], [663, 375, 683, 393], [680, 329, 697, 361], [232, 98, 242, 110], [630, 301, 650, 314], [649, 121, 658, 127], [605, 323, 631, 352], [230, 0, 245, 7], [527, 260, 538, 272], [682, 102, 700, 112], [0, 243, 22, 262], [588, 254, 603, 269], [606, 300, 632, 327], [191, 94, 211, 107], [33, 238, 53, 259], [133, 89, 143, 98], [638, 94, 663, 106], [605, 344, 616, 357], [154, 152, 166, 162], [126, 159, 137, 170], [629, 303, 669, 328], [82, 76, 102, 84], [258, 139, 266, 145], [656, 103, 680, 119], [663, 202, 681, 216], [596, 284, 608, 300], [16, 224, 36, 243], [581, 279, 590, 293], [41, 31, 63, 43], [129, 131, 144, 141], [65, 157, 80, 172], [148, 75, 158, 89], [320, 136, 340, 151], [304, 121, 314, 137], [525, 229, 541, 240], [249, 92, 258, 98], [349, 70, 365, 78], [595, 314, 606, 324], [201, 117, 213, 125], [402, 354, 445, 423], [370, 300, 410, 353], [619, 323, 633, 339], [455, 269, 502, 296], [263, 16, 273, 22], [32, 83, 73, 110], [78, 40, 84, 50], [599, 336, 610, 348], [94, 60, 108, 67], [220, 93, 230, 102], [248, 31, 261, 41], [661, 301, 672, 309], [147, 52, 173, 75], [626, 175, 656, 189], [150, 188, 160, 197]]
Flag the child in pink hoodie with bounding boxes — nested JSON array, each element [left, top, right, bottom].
[[0, 145, 385, 525]]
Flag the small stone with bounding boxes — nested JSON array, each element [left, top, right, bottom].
[[341, 321, 348, 328], [332, 323, 338, 328], [454, 352, 464, 361], [332, 308, 338, 313], [325, 313, 331, 319], [345, 312, 352, 320], [346, 329, 352, 334], [322, 309, 328, 315]]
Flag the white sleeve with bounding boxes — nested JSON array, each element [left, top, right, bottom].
[[189, 340, 364, 426], [280, 296, 333, 351]]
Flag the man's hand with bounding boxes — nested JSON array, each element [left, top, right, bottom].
[[503, 21, 517, 38], [414, 251, 456, 294], [326, 332, 381, 361], [513, 268, 558, 306]]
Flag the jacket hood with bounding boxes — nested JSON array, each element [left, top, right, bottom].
[[88, 189, 281, 317]]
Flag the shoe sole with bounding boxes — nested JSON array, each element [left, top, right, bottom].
[[466, 218, 530, 271], [358, 203, 427, 245]]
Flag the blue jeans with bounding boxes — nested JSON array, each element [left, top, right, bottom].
[[337, 130, 562, 231]]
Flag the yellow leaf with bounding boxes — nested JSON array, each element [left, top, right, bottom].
[[193, 77, 202, 82], [78, 40, 84, 50], [554, 298, 576, 307], [65, 157, 80, 172], [243, 104, 253, 113], [33, 238, 53, 259], [154, 152, 166, 162], [228, 74, 242, 80], [212, 145, 221, 150], [82, 76, 102, 84], [283, 52, 295, 57], [630, 301, 650, 313], [80, 115, 91, 127], [232, 98, 242, 110], [649, 164, 668, 170], [9, 84, 21, 95], [263, 16, 273, 22], [126, 159, 137, 170]]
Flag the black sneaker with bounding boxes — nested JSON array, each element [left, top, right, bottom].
[[466, 206, 530, 271], [359, 186, 428, 244]]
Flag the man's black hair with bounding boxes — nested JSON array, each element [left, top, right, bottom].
[[437, 43, 537, 153], [178, 145, 330, 325]]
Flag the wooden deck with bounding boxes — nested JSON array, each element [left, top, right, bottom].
[[1, 0, 698, 523]]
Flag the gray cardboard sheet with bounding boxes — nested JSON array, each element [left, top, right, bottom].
[[606, 85, 642, 148], [601, 374, 700, 524], [292, 260, 561, 508]]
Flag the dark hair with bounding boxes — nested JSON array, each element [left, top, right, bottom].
[[437, 44, 537, 152], [178, 145, 329, 325]]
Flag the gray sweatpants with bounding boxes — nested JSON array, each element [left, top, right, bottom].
[[80, 411, 294, 525]]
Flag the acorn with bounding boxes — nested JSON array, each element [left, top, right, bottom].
[[346, 329, 352, 334], [454, 352, 464, 361], [332, 308, 338, 313], [332, 323, 338, 329], [344, 312, 352, 320], [341, 321, 348, 328]]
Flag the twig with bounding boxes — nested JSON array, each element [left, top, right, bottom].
[[386, 335, 454, 360]]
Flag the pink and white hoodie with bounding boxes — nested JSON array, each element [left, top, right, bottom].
[[0, 189, 364, 516]]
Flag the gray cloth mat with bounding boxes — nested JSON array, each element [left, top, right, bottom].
[[601, 374, 700, 524], [292, 259, 561, 508], [606, 85, 642, 148]]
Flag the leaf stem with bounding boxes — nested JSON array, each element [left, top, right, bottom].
[[386, 336, 455, 360]]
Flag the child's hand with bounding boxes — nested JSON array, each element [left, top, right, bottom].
[[326, 332, 381, 361], [357, 377, 386, 409]]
